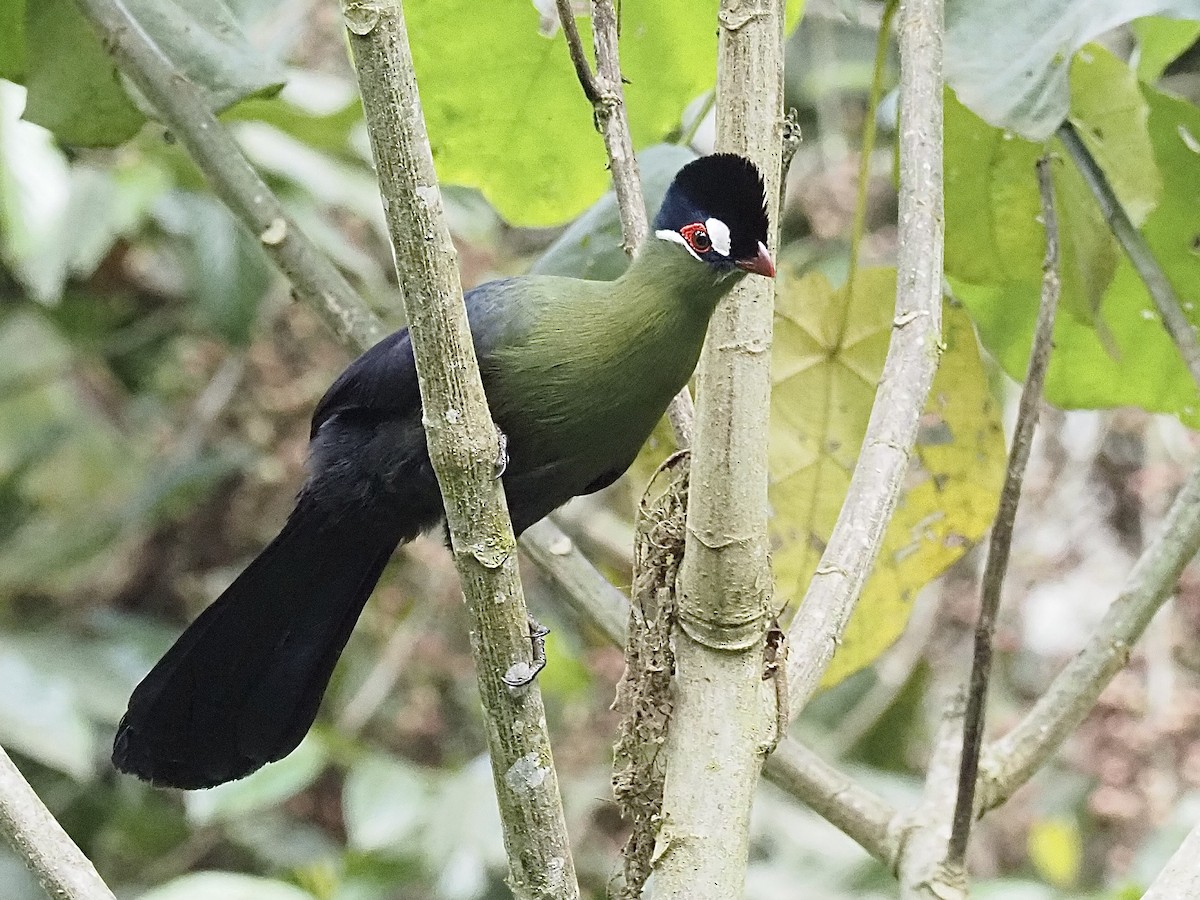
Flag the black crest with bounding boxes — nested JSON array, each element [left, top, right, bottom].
[[655, 153, 770, 261]]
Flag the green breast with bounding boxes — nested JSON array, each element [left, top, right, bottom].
[[484, 240, 741, 482]]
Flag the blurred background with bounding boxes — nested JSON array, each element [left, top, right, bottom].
[[3, 0, 1200, 897]]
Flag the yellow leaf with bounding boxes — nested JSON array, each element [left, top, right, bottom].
[[770, 268, 1005, 686], [1028, 816, 1083, 888]]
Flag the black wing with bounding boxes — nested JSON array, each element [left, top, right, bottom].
[[310, 279, 525, 440]]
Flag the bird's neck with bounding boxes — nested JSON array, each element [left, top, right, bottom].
[[615, 236, 743, 315]]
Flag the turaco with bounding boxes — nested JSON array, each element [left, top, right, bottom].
[[113, 152, 776, 789]]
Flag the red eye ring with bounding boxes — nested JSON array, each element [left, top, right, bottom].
[[680, 222, 712, 254]]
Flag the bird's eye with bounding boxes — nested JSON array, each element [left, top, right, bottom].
[[680, 223, 712, 254]]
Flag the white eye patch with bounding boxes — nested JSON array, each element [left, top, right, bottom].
[[704, 217, 731, 257], [655, 228, 701, 261]]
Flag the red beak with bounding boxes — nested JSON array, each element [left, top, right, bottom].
[[735, 241, 776, 278]]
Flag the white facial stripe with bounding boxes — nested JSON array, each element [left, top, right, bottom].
[[655, 227, 702, 261], [705, 217, 731, 257]]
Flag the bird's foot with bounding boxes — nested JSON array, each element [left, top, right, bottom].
[[502, 613, 550, 688], [494, 427, 509, 479]]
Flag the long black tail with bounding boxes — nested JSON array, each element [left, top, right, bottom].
[[113, 502, 404, 789]]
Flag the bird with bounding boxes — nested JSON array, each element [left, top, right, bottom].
[[112, 152, 775, 789]]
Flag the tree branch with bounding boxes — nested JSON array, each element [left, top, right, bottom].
[[523, 522, 905, 870], [978, 454, 1200, 811], [898, 694, 968, 899], [947, 154, 1062, 865], [1143, 817, 1200, 900], [71, 0, 386, 350], [647, 3, 787, 897], [554, 0, 695, 444], [763, 738, 902, 866], [785, 0, 944, 716], [1057, 120, 1200, 393], [0, 744, 116, 900], [340, 2, 577, 896]]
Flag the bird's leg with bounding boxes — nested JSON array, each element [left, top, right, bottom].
[[494, 426, 509, 479], [502, 614, 550, 687]]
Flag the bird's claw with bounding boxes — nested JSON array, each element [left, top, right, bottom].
[[494, 427, 509, 479], [502, 613, 549, 688]]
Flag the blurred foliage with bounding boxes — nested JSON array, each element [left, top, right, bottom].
[[0, 0, 1199, 899]]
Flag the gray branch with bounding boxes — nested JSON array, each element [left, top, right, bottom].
[[340, 1, 577, 896], [785, 0, 945, 716], [0, 744, 116, 900], [1143, 818, 1200, 899], [72, 0, 386, 350]]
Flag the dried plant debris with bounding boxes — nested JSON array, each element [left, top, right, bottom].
[[611, 450, 689, 899]]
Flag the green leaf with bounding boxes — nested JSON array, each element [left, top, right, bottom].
[[137, 872, 316, 900], [408, 0, 803, 226], [156, 192, 273, 345], [22, 0, 284, 147], [948, 81, 1200, 426], [23, 0, 144, 146], [1134, 15, 1200, 82], [1068, 44, 1161, 225], [770, 269, 1005, 686], [945, 0, 1200, 139], [343, 755, 430, 853], [0, 0, 26, 81], [185, 737, 329, 825], [0, 638, 96, 779]]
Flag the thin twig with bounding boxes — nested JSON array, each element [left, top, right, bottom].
[[71, 0, 386, 351], [979, 455, 1200, 811], [946, 154, 1062, 865], [553, 0, 600, 103], [785, 0, 944, 715], [1057, 120, 1200, 393], [341, 1, 578, 895], [0, 744, 116, 900]]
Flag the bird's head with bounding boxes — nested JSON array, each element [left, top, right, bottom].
[[653, 153, 775, 279]]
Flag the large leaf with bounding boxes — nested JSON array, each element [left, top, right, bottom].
[[21, 0, 284, 146], [944, 0, 1200, 139], [408, 0, 804, 226], [946, 75, 1200, 424], [770, 269, 1005, 686], [1134, 15, 1200, 82]]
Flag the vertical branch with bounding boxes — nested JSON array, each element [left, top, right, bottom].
[[0, 745, 116, 900], [340, 2, 578, 897], [785, 0, 944, 715], [648, 2, 786, 898], [554, 0, 695, 443], [946, 154, 1062, 865]]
